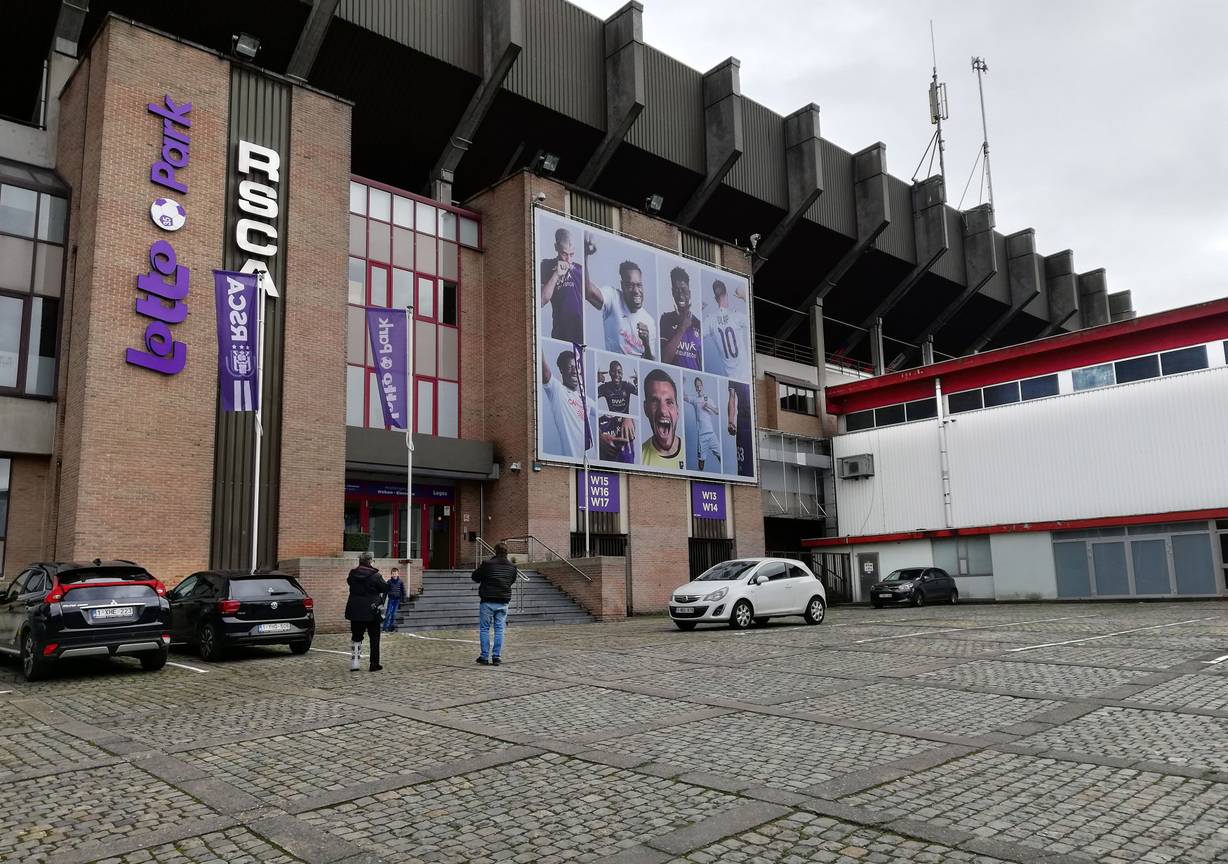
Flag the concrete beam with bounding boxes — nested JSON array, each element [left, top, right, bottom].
[[286, 0, 341, 81], [1108, 289, 1135, 322], [1036, 250, 1078, 337], [840, 174, 949, 354], [577, 2, 645, 188], [776, 142, 891, 341], [913, 203, 997, 345], [1077, 269, 1110, 328], [809, 302, 831, 434], [676, 57, 743, 225], [429, 0, 525, 202], [966, 228, 1041, 353], [868, 318, 886, 376], [752, 103, 823, 274], [54, 1, 88, 56]]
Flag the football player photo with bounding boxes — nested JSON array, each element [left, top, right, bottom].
[[596, 358, 638, 415], [683, 373, 723, 473], [598, 415, 636, 464], [537, 216, 585, 345], [702, 273, 751, 381], [582, 230, 658, 359], [724, 380, 754, 478], [640, 366, 685, 470], [659, 262, 702, 370], [540, 339, 590, 459]]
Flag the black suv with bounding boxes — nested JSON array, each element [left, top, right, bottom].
[[870, 567, 959, 607], [0, 561, 171, 681], [167, 570, 315, 660]]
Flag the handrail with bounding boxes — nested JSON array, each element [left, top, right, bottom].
[[473, 536, 530, 581], [501, 534, 592, 582]]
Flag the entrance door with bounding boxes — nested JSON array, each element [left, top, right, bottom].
[[426, 505, 452, 569], [369, 503, 393, 558]]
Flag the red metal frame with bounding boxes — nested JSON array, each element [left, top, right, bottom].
[[344, 488, 457, 567]]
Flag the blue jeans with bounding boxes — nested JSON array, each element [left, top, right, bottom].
[[478, 601, 509, 659], [382, 596, 400, 631]]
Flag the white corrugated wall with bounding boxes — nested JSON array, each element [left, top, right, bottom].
[[832, 421, 946, 536]]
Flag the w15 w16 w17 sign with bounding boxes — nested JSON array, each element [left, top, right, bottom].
[[577, 469, 620, 513], [691, 482, 726, 520]]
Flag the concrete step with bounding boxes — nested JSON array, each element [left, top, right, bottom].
[[399, 568, 591, 629]]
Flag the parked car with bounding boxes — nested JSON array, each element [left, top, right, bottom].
[[870, 567, 958, 607], [0, 560, 171, 681], [669, 558, 827, 631], [167, 570, 314, 660]]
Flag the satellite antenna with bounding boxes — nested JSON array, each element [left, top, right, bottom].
[[914, 22, 949, 182], [971, 56, 994, 210]]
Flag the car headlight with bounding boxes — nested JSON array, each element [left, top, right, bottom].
[[702, 587, 728, 602]]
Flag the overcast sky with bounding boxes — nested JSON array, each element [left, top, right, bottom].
[[569, 0, 1227, 314]]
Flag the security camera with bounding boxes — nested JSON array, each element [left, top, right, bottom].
[[533, 192, 547, 203], [749, 233, 762, 252]]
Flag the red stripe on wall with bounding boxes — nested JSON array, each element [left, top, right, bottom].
[[802, 507, 1228, 548]]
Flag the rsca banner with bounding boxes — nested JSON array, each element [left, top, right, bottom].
[[213, 270, 259, 412], [535, 210, 757, 483], [365, 307, 409, 429]]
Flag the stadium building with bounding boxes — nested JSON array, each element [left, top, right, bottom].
[[0, 1, 1147, 618]]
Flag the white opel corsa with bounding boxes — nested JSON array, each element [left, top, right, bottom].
[[668, 558, 827, 631]]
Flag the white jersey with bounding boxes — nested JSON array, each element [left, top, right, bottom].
[[544, 375, 586, 458], [704, 305, 751, 379], [685, 392, 718, 438], [601, 287, 656, 358]]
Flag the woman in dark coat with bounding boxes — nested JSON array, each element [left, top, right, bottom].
[[346, 551, 388, 671]]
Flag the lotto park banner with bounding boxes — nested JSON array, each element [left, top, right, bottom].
[[534, 209, 757, 483]]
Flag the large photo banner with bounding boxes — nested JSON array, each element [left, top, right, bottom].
[[535, 210, 757, 483]]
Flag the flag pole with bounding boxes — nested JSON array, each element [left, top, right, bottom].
[[405, 304, 415, 563], [581, 341, 590, 558], [250, 270, 267, 574]]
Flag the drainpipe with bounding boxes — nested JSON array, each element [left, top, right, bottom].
[[935, 378, 954, 528]]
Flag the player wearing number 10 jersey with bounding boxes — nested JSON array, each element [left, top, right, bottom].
[[703, 279, 751, 380]]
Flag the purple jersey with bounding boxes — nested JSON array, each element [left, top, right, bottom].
[[598, 380, 637, 414], [660, 311, 702, 370], [598, 416, 635, 464], [729, 381, 753, 477], [541, 258, 583, 344]]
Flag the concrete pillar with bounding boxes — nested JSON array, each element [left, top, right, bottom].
[[753, 103, 823, 273], [921, 336, 935, 366], [1108, 290, 1135, 322], [1078, 269, 1110, 328], [809, 302, 831, 434], [911, 203, 997, 353], [868, 318, 886, 376], [968, 228, 1041, 353], [577, 2, 644, 188], [287, 0, 340, 81], [1038, 250, 1078, 337], [678, 57, 743, 224]]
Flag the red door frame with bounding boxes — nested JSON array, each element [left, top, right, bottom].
[[344, 489, 455, 567]]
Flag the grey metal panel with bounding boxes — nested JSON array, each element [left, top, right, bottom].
[[724, 98, 786, 207], [569, 190, 613, 228], [980, 232, 1010, 304], [346, 427, 495, 477], [625, 46, 703, 172], [931, 206, 965, 284], [211, 67, 292, 570], [338, 0, 481, 73], [805, 139, 854, 237], [873, 175, 915, 262], [504, 0, 604, 130]]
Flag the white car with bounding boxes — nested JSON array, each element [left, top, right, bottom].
[[668, 558, 827, 631]]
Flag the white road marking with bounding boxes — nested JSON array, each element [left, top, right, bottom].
[[310, 648, 352, 655], [851, 614, 1099, 644], [0, 690, 12, 694], [1007, 617, 1220, 653], [1202, 654, 1228, 665], [403, 632, 479, 645], [166, 661, 209, 673]]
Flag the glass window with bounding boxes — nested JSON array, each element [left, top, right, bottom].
[[392, 195, 413, 228], [845, 410, 874, 431], [415, 232, 437, 275], [780, 384, 818, 415], [367, 371, 383, 427], [439, 210, 457, 241], [417, 379, 434, 434], [348, 181, 366, 214], [874, 403, 905, 427], [1160, 345, 1208, 375], [346, 306, 364, 364], [415, 320, 436, 377], [0, 235, 33, 292], [33, 244, 62, 297], [415, 202, 437, 236], [438, 326, 458, 380], [348, 213, 365, 257], [1114, 354, 1159, 384], [947, 389, 982, 413], [439, 240, 458, 281], [459, 216, 479, 248], [391, 268, 412, 310], [346, 365, 364, 426], [417, 277, 434, 319], [347, 257, 365, 304], [982, 381, 1020, 407], [0, 185, 38, 237], [37, 194, 66, 243], [25, 297, 56, 395], [368, 219, 390, 263], [440, 281, 457, 325], [1020, 374, 1059, 400], [1073, 363, 1114, 391], [368, 188, 391, 222], [368, 265, 388, 307], [437, 380, 459, 438], [905, 397, 936, 421], [0, 295, 22, 389], [392, 226, 413, 268]]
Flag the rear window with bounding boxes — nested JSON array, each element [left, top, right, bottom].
[[230, 578, 302, 599], [59, 566, 150, 584], [63, 585, 157, 603]]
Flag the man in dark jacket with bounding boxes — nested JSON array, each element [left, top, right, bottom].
[[346, 552, 388, 672], [471, 543, 518, 666]]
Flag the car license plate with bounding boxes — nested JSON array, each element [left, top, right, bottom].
[[257, 622, 294, 634], [91, 606, 135, 620], [670, 607, 694, 616]]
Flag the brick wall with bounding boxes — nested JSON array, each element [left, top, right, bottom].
[[4, 457, 51, 578], [626, 473, 690, 612], [534, 556, 626, 620]]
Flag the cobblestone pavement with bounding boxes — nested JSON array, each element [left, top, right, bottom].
[[1, 601, 1227, 864]]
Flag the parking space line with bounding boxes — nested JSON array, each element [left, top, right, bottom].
[[166, 661, 210, 673], [310, 648, 352, 655], [403, 632, 479, 645], [1007, 617, 1220, 653], [851, 614, 1099, 644], [1203, 654, 1228, 665]]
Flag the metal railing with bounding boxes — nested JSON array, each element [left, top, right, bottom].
[[755, 333, 876, 376], [501, 535, 592, 582], [470, 536, 530, 611]]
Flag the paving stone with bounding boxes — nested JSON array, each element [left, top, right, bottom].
[[509, 650, 684, 679], [623, 666, 858, 705], [81, 827, 304, 863], [751, 650, 938, 679], [116, 695, 379, 747], [840, 637, 1021, 658], [1011, 645, 1204, 670], [1124, 673, 1228, 712], [914, 659, 1151, 698], [0, 720, 112, 777]]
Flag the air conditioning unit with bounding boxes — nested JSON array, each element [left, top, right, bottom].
[[838, 454, 875, 480]]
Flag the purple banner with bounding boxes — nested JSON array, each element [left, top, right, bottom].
[[691, 482, 726, 520], [365, 307, 409, 429], [213, 270, 259, 411], [577, 469, 620, 513]]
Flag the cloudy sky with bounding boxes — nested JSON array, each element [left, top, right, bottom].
[[570, 0, 1227, 314]]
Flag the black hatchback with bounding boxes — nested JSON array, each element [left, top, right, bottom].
[[870, 567, 959, 607], [167, 570, 315, 660], [0, 560, 171, 681]]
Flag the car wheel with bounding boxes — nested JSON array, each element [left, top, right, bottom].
[[804, 595, 826, 625], [729, 600, 754, 630], [289, 639, 312, 654], [872, 602, 883, 609], [912, 591, 923, 607], [20, 630, 49, 682], [140, 647, 168, 671], [949, 588, 959, 605], [198, 622, 225, 662], [673, 621, 697, 632]]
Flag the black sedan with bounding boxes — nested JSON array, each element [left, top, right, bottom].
[[870, 567, 959, 608], [0, 560, 171, 681], [168, 570, 314, 660]]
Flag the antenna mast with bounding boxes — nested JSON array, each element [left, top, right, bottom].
[[972, 56, 993, 209], [928, 22, 948, 181]]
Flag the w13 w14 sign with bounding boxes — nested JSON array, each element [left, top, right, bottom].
[[534, 209, 757, 484], [691, 482, 727, 520]]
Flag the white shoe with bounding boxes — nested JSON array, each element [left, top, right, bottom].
[[350, 642, 362, 671]]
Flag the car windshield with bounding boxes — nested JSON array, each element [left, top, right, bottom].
[[884, 569, 925, 581], [230, 578, 301, 599], [58, 566, 150, 583], [696, 561, 756, 581]]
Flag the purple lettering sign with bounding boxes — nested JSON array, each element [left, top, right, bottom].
[[344, 481, 455, 501], [213, 270, 260, 411], [577, 469, 620, 513], [691, 482, 726, 520], [365, 307, 409, 429]]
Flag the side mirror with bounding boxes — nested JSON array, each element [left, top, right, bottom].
[[754, 573, 769, 586]]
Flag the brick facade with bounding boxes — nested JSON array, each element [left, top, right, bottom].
[[3, 457, 51, 578]]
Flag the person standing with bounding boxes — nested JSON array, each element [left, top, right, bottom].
[[346, 551, 388, 672], [471, 543, 518, 666], [383, 567, 405, 633]]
